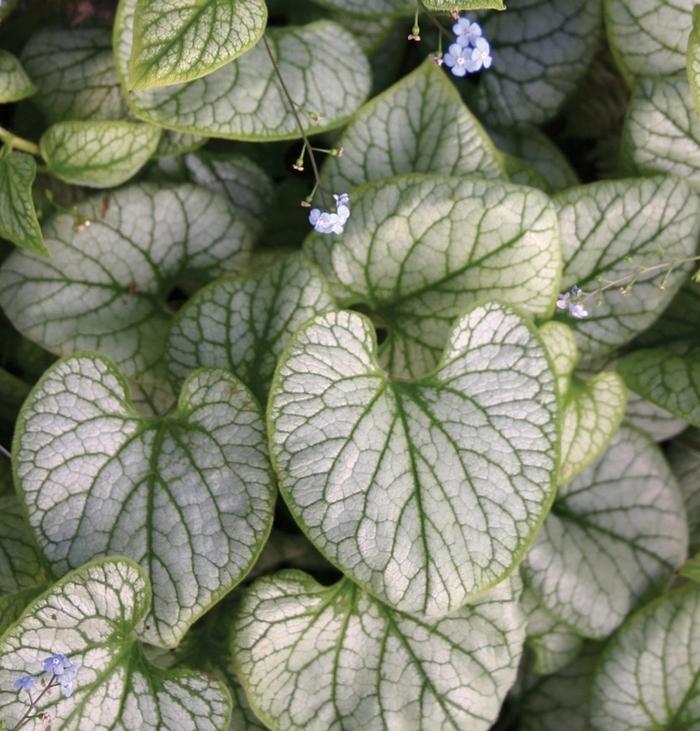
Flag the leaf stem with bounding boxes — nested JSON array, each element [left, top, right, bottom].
[[581, 255, 700, 303], [261, 35, 327, 208], [416, 1, 455, 43], [0, 126, 40, 156]]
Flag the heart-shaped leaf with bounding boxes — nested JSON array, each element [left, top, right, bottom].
[[232, 570, 525, 731], [40, 121, 162, 188], [0, 183, 254, 391], [116, 0, 370, 140], [0, 557, 232, 730], [13, 354, 275, 646], [129, 0, 267, 90], [167, 252, 336, 403], [476, 0, 603, 127], [623, 73, 700, 190], [320, 59, 504, 192], [668, 428, 700, 554], [269, 304, 558, 617], [619, 346, 700, 427], [21, 27, 127, 122], [555, 176, 700, 361], [523, 426, 688, 639], [605, 0, 694, 80], [0, 50, 36, 103], [0, 151, 47, 257], [590, 585, 700, 731], [305, 175, 561, 379]]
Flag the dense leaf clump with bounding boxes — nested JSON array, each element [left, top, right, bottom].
[[0, 1, 699, 729]]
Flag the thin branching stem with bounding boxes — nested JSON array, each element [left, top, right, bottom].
[[580, 255, 700, 304], [11, 676, 58, 731], [261, 35, 327, 208], [416, 0, 455, 43]]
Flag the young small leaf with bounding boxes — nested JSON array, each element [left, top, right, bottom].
[[0, 49, 36, 103], [605, 0, 694, 80], [555, 176, 700, 361], [321, 59, 504, 192], [0, 151, 47, 257], [0, 558, 232, 730], [305, 175, 561, 379], [476, 0, 603, 126], [523, 426, 688, 639], [166, 253, 336, 403], [590, 586, 700, 731], [40, 120, 161, 188], [0, 183, 253, 388], [559, 372, 627, 484], [13, 355, 275, 647], [232, 570, 525, 731], [116, 0, 370, 140], [129, 0, 267, 90], [540, 322, 627, 483], [21, 27, 127, 122], [269, 304, 558, 617], [623, 73, 700, 190]]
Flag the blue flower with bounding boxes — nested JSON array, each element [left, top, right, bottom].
[[557, 287, 589, 319], [467, 37, 493, 72], [443, 43, 471, 77], [453, 17, 482, 47], [58, 664, 78, 698], [43, 653, 71, 676], [13, 675, 36, 692], [309, 193, 350, 235]]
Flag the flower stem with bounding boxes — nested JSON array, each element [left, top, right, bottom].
[[261, 35, 327, 207], [416, 1, 455, 43], [11, 676, 58, 731], [581, 255, 700, 303], [0, 126, 40, 156], [0, 443, 11, 460]]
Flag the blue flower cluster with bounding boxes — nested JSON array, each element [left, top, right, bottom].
[[557, 285, 589, 319], [13, 652, 78, 699], [444, 17, 492, 77], [309, 193, 350, 235]]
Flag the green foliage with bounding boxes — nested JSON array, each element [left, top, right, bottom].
[[0, 0, 699, 728]]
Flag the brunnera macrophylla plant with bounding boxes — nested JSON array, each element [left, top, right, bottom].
[[1, 1, 700, 730]]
